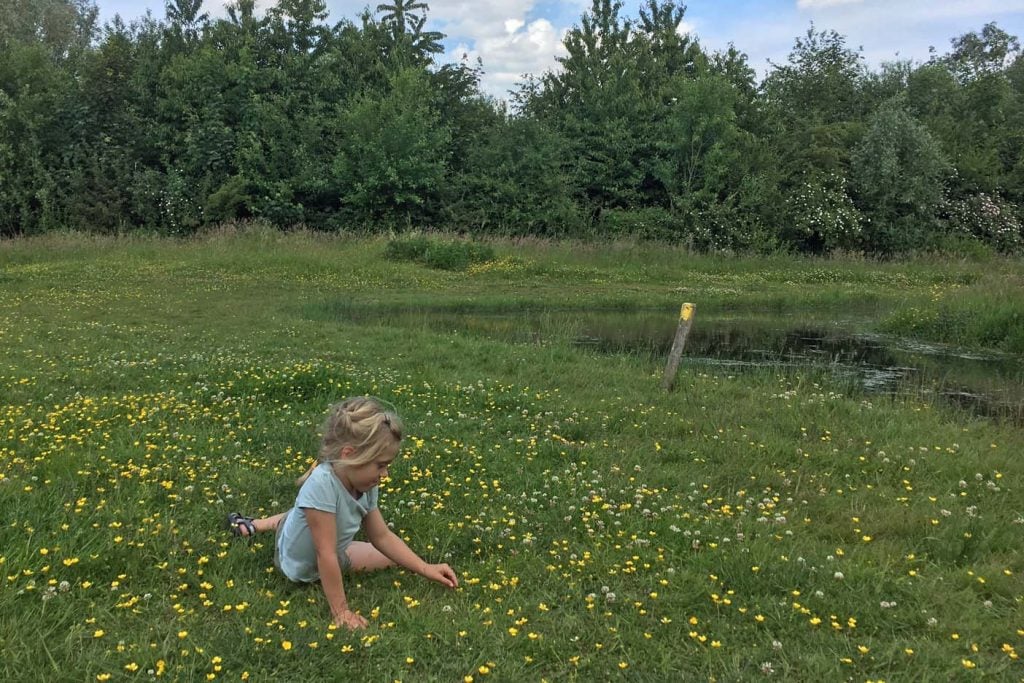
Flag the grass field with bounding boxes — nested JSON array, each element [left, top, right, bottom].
[[1, 230, 1022, 682]]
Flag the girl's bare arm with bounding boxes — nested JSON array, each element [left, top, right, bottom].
[[305, 508, 368, 628], [363, 509, 458, 588]]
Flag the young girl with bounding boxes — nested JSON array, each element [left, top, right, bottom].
[[226, 397, 458, 630]]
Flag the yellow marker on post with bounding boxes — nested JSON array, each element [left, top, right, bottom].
[[662, 303, 696, 391]]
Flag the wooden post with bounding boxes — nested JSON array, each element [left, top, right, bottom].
[[662, 303, 695, 392]]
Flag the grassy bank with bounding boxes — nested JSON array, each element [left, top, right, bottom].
[[1, 232, 1022, 681], [882, 288, 1024, 354]]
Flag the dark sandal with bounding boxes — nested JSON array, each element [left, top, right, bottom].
[[225, 512, 256, 539]]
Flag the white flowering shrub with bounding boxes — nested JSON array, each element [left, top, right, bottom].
[[784, 173, 862, 252], [942, 192, 1023, 253]]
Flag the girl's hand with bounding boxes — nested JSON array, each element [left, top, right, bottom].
[[334, 608, 368, 630], [421, 563, 459, 588]]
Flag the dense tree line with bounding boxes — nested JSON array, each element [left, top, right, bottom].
[[2, 0, 1023, 254]]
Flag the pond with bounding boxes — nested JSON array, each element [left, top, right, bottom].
[[317, 302, 1024, 423]]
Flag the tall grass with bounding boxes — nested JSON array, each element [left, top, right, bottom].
[[882, 275, 1024, 353]]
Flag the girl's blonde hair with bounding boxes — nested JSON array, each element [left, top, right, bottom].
[[295, 397, 403, 486]]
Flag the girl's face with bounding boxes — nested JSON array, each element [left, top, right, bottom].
[[335, 447, 397, 496]]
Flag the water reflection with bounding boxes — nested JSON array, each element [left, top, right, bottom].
[[317, 302, 1024, 423]]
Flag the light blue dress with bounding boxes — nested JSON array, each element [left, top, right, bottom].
[[275, 463, 379, 582]]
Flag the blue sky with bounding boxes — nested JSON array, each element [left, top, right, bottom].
[[96, 0, 1024, 98]]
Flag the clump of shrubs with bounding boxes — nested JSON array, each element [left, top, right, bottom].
[[384, 236, 495, 271], [942, 192, 1023, 254]]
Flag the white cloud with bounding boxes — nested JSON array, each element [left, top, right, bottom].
[[447, 18, 568, 99], [422, 0, 571, 99], [428, 0, 536, 37], [197, 0, 276, 20]]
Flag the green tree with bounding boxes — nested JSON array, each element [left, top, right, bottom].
[[331, 68, 450, 228], [763, 25, 865, 126], [636, 0, 705, 82], [375, 0, 443, 67], [762, 26, 869, 251], [428, 61, 492, 184], [709, 44, 760, 131], [914, 26, 1024, 205], [762, 26, 867, 178], [267, 0, 328, 54], [375, 0, 428, 34], [320, 12, 392, 102], [407, 14, 443, 57], [0, 0, 97, 61], [535, 0, 653, 216], [860, 59, 914, 110], [650, 74, 745, 212], [60, 20, 147, 232], [0, 0, 101, 234], [452, 115, 580, 236], [225, 0, 257, 29], [905, 63, 959, 143], [164, 0, 208, 48], [850, 103, 950, 253], [943, 21, 1020, 83], [0, 42, 71, 234]]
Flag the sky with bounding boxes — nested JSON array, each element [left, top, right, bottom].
[[95, 0, 1024, 99]]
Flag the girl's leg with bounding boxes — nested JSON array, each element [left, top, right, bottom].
[[253, 512, 287, 534], [230, 512, 286, 538], [345, 541, 395, 572]]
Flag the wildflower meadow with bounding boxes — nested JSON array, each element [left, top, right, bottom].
[[1, 232, 1022, 681]]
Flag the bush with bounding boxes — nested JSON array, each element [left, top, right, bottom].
[[926, 233, 997, 261], [597, 208, 685, 241], [205, 175, 252, 224], [384, 236, 495, 271], [941, 192, 1023, 253], [783, 172, 863, 253], [595, 204, 777, 252], [383, 235, 431, 262]]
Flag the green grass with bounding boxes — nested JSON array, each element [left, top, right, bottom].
[[1, 231, 1022, 681], [881, 281, 1024, 354]]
